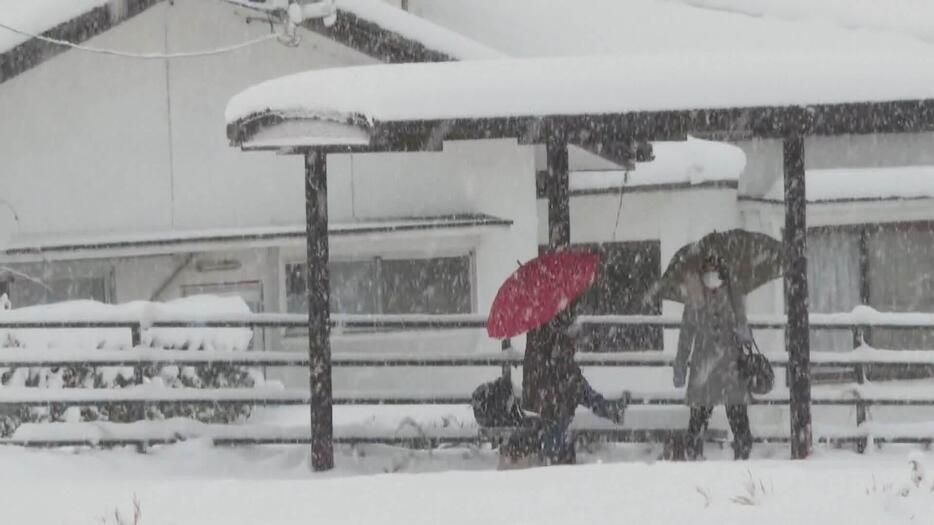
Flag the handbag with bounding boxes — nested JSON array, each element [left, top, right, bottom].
[[736, 337, 775, 395], [724, 275, 775, 395]]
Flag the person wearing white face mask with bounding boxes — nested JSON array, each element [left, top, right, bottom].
[[702, 269, 723, 290], [673, 254, 753, 460]]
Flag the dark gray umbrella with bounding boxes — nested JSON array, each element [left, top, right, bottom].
[[650, 229, 784, 303]]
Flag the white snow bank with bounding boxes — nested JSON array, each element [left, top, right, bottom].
[[226, 54, 934, 135], [335, 0, 504, 60], [0, 296, 253, 351], [6, 404, 698, 444], [672, 0, 934, 46], [571, 137, 745, 191], [0, 0, 109, 55], [764, 165, 934, 202], [4, 445, 934, 524], [412, 0, 932, 58], [9, 411, 479, 443]]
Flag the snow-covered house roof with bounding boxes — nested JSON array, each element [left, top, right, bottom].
[[0, 0, 498, 88], [0, 0, 497, 85], [406, 0, 934, 57]]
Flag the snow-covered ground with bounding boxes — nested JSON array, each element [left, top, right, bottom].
[[4, 442, 934, 524]]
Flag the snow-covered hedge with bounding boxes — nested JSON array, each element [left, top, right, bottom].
[[0, 296, 260, 436]]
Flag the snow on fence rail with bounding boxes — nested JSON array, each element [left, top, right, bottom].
[[3, 309, 934, 450], [0, 313, 490, 330], [6, 347, 934, 368]]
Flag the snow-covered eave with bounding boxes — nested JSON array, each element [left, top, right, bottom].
[[737, 194, 934, 230], [0, 1, 162, 85], [0, 214, 512, 263], [747, 165, 934, 207], [320, 1, 505, 62], [569, 178, 737, 197], [740, 195, 934, 206]]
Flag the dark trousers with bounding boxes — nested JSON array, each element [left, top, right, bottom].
[[688, 404, 752, 460]]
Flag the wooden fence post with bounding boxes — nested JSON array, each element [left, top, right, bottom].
[[852, 325, 869, 453], [131, 323, 146, 429]]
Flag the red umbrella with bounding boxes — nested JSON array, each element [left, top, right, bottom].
[[487, 249, 601, 339]]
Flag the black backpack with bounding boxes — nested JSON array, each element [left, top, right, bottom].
[[471, 375, 525, 427]]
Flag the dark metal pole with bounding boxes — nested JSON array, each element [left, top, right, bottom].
[[526, 131, 573, 464], [547, 132, 571, 248], [784, 132, 812, 460], [523, 131, 571, 422], [305, 150, 334, 471]]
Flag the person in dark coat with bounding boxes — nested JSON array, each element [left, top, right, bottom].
[[494, 307, 626, 467], [674, 255, 753, 460]]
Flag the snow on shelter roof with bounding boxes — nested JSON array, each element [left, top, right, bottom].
[[225, 53, 934, 149]]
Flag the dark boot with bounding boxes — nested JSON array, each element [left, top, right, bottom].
[[686, 434, 705, 461], [686, 406, 713, 461], [727, 405, 752, 460]]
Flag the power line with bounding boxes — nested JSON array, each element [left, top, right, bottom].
[[0, 20, 279, 59]]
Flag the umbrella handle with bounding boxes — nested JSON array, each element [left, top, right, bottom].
[[501, 338, 513, 380]]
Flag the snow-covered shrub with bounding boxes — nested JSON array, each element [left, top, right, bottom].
[[0, 297, 259, 436]]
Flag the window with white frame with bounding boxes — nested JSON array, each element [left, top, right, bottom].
[[285, 254, 474, 316]]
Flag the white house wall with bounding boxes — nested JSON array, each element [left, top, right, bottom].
[[444, 140, 538, 313], [1, 0, 374, 238]]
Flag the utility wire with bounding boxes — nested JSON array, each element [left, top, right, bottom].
[[0, 20, 278, 59]]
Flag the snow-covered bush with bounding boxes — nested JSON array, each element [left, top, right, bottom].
[[0, 297, 258, 436]]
